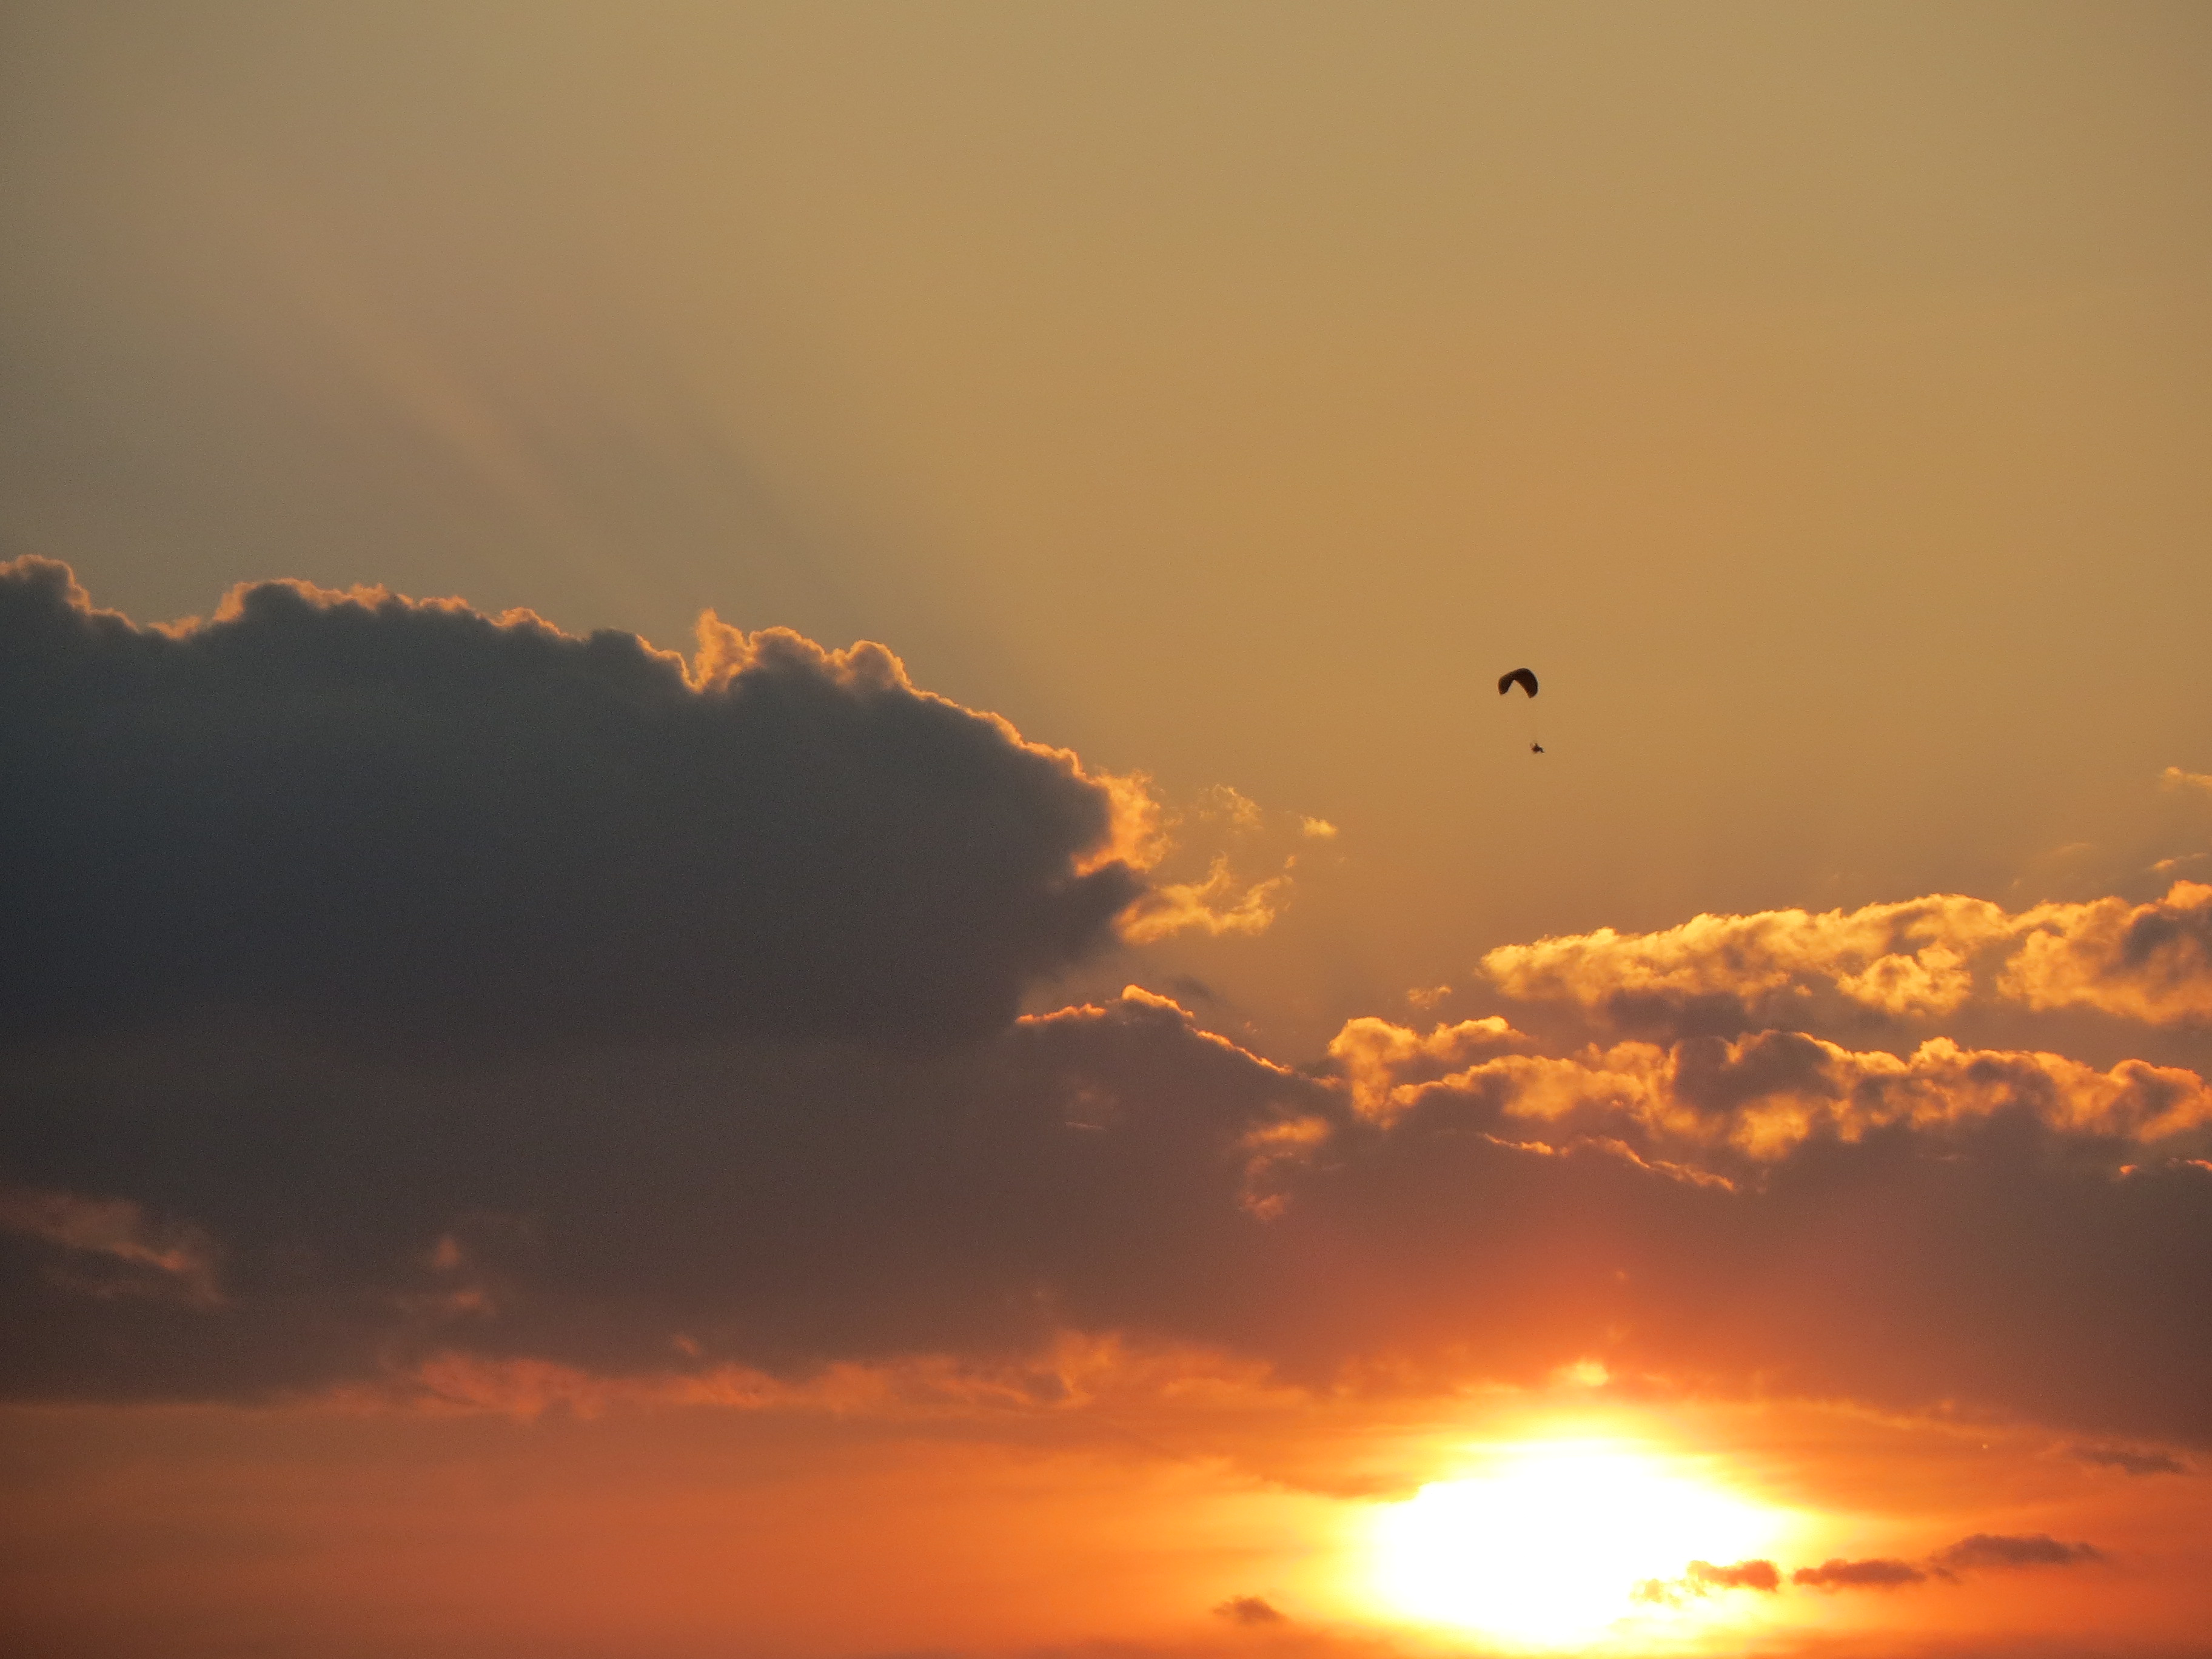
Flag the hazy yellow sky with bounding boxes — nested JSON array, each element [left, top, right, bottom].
[[7, 1, 2210, 1045], [4, 6, 2211, 1657]]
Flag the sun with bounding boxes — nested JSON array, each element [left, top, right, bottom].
[[1368, 1438, 1784, 1649]]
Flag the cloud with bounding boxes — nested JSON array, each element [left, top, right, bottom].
[[0, 558, 1144, 1047], [1115, 785, 1307, 944], [0, 1185, 220, 1307], [1689, 1558, 1782, 1590], [1211, 1596, 1286, 1625], [1481, 883, 2212, 1036], [2065, 1443, 2190, 1476], [2162, 766, 2212, 796], [1634, 1557, 1781, 1603], [1792, 1557, 1928, 1590], [10, 971, 2210, 1441], [1333, 1021, 2212, 1159], [0, 985, 1329, 1400], [1326, 1015, 1529, 1119], [2002, 884, 2212, 1027], [1790, 1533, 2104, 1594], [1481, 895, 2012, 1030], [1931, 1533, 2103, 1572], [1120, 855, 1291, 943], [7, 565, 2212, 1452]]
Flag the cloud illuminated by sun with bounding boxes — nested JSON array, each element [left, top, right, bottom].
[[1367, 1438, 1788, 1649]]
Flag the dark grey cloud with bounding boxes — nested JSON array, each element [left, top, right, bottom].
[[1932, 1534, 2103, 1572], [2066, 1443, 2190, 1476], [5, 564, 2212, 1456], [1791, 1534, 2105, 1594], [8, 979, 2212, 1448], [0, 985, 1322, 1399], [1792, 1557, 1928, 1590], [0, 558, 1140, 1049]]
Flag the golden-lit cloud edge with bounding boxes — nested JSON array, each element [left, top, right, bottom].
[[1480, 881, 2212, 1030]]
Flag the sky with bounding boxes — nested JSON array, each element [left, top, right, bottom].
[[3, 4, 2211, 1656]]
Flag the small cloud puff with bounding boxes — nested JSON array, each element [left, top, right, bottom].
[[1634, 1558, 1780, 1603], [1212, 1595, 1287, 1624], [1115, 785, 1333, 944]]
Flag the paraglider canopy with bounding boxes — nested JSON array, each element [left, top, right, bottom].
[[1497, 668, 1538, 698]]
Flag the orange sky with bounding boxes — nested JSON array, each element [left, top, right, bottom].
[[3, 5, 2210, 1657]]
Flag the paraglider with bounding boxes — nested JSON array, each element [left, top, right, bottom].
[[1496, 668, 1538, 699], [1497, 667, 1543, 752]]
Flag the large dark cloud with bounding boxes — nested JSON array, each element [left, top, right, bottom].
[[5, 563, 2212, 1456], [0, 558, 1140, 1048], [0, 988, 1318, 1399], [7, 979, 2212, 1446]]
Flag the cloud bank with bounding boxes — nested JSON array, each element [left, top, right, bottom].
[[5, 566, 2211, 1463]]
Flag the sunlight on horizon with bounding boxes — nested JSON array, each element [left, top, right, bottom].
[[1367, 1438, 1790, 1649]]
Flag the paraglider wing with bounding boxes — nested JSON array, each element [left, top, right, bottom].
[[1496, 668, 1539, 698]]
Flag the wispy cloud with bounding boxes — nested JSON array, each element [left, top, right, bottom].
[[0, 1185, 221, 1306]]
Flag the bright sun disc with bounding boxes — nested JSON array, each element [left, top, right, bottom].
[[1370, 1439, 1781, 1648]]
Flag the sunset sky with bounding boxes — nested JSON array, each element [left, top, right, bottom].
[[4, 5, 2211, 1657]]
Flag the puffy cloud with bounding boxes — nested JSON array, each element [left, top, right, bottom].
[[1335, 1022, 2212, 1161], [0, 558, 1144, 1048], [1481, 895, 2009, 1030], [2002, 884, 2212, 1027], [1481, 884, 2212, 1036], [1326, 1015, 1529, 1119]]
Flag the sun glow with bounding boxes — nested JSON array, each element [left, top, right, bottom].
[[1369, 1439, 1784, 1649]]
